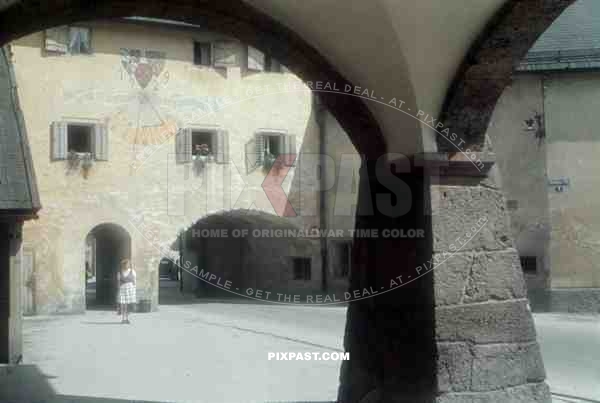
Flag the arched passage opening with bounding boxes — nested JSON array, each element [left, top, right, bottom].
[[85, 223, 131, 309], [175, 210, 322, 300]]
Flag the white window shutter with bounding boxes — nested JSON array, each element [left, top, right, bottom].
[[255, 134, 265, 166], [175, 128, 192, 163], [215, 130, 229, 164], [51, 122, 68, 160], [245, 137, 256, 174], [213, 41, 239, 67], [45, 27, 69, 54], [184, 128, 192, 162], [247, 46, 265, 71], [93, 123, 108, 160], [175, 129, 185, 163], [281, 134, 296, 166]]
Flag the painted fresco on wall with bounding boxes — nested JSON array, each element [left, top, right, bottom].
[[120, 48, 168, 90]]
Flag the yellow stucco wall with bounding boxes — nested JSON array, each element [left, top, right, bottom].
[[11, 20, 356, 313]]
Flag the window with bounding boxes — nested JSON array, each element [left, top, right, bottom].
[[247, 46, 265, 71], [194, 42, 212, 66], [293, 258, 312, 280], [192, 132, 214, 158], [245, 131, 296, 173], [50, 122, 108, 161], [175, 128, 229, 164], [266, 135, 282, 157], [69, 27, 91, 54], [67, 125, 92, 153], [247, 46, 287, 73], [333, 241, 352, 278], [507, 199, 519, 210], [265, 54, 282, 72], [520, 256, 537, 274], [213, 41, 239, 68], [45, 26, 91, 55]]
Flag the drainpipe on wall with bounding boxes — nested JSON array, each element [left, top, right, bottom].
[[315, 94, 328, 293], [178, 230, 184, 293]]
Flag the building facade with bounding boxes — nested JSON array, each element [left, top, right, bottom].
[[489, 0, 600, 311], [11, 18, 357, 314]]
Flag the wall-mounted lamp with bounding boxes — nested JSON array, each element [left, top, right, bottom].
[[524, 111, 545, 145]]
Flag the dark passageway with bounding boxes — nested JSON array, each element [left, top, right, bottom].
[[85, 223, 131, 309]]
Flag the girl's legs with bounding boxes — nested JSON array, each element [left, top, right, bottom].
[[121, 302, 127, 322]]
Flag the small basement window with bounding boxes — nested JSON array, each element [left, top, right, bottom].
[[520, 256, 537, 274], [293, 257, 311, 280], [194, 42, 212, 66], [67, 125, 93, 153]]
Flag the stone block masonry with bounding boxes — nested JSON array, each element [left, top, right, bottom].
[[430, 153, 550, 403]]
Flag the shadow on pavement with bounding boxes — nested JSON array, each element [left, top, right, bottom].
[[0, 364, 333, 403]]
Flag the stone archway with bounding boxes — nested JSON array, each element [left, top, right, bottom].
[[439, 0, 577, 151], [178, 210, 320, 299], [0, 1, 578, 402], [85, 223, 131, 308]]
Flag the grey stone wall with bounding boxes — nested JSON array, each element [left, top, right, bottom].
[[338, 155, 550, 403], [431, 155, 550, 402]]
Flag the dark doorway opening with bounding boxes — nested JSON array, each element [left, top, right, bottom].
[[85, 223, 131, 309]]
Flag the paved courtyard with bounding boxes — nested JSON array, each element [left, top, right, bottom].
[[3, 302, 346, 403], [0, 302, 598, 403]]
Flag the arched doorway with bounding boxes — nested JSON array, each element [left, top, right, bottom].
[[85, 223, 131, 309]]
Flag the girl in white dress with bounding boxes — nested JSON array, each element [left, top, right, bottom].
[[117, 259, 136, 324]]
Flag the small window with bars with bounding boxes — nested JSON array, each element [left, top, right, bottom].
[[520, 256, 537, 274]]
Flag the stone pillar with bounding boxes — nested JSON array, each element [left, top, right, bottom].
[[0, 222, 23, 364], [426, 152, 550, 402], [338, 153, 550, 402]]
